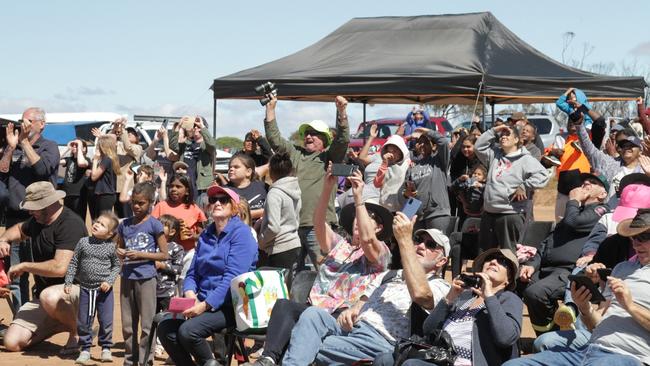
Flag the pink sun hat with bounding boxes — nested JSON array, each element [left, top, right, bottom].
[[612, 184, 650, 222]]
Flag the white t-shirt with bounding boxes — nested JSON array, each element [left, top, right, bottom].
[[357, 271, 450, 342]]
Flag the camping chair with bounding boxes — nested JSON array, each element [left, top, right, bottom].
[[521, 221, 555, 250], [449, 217, 481, 278], [224, 270, 318, 365]]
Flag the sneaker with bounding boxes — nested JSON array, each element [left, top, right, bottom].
[[542, 155, 561, 167], [553, 304, 577, 331], [100, 348, 112, 362], [75, 350, 91, 365], [241, 356, 276, 366]]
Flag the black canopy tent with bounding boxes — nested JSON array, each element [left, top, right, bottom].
[[210, 12, 646, 128]]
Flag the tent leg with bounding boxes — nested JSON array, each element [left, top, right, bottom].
[[491, 102, 495, 124], [482, 96, 487, 130], [213, 98, 217, 137], [363, 102, 367, 123]]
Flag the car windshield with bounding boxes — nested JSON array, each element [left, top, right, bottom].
[[529, 118, 552, 134], [358, 123, 399, 139]]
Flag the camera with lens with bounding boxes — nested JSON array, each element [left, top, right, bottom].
[[0, 118, 22, 146], [254, 81, 278, 106], [459, 273, 483, 289]]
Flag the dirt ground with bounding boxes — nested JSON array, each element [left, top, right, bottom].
[[0, 189, 557, 365]]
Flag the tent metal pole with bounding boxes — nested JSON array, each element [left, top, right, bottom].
[[482, 96, 487, 129], [491, 101, 495, 124], [363, 102, 367, 122], [213, 98, 217, 137]]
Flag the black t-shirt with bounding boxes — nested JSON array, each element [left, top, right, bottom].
[[94, 157, 117, 195], [62, 156, 89, 196], [183, 141, 201, 196], [21, 207, 87, 296], [228, 181, 268, 211]]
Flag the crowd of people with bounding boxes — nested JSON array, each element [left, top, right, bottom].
[[0, 89, 648, 366]]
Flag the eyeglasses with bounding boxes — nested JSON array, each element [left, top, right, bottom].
[[208, 195, 231, 205], [304, 129, 324, 138], [632, 231, 650, 242], [485, 255, 510, 269]]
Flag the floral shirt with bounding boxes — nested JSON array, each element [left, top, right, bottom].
[[309, 232, 390, 313]]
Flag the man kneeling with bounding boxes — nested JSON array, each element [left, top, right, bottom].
[[280, 212, 451, 365]]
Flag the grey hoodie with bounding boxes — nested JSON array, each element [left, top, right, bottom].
[[476, 128, 550, 214], [259, 176, 302, 255]]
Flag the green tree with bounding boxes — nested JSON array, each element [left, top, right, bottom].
[[215, 136, 244, 151]]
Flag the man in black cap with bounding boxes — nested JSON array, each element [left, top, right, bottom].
[[519, 173, 609, 335]]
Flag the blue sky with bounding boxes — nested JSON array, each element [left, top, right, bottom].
[[1, 0, 649, 138]]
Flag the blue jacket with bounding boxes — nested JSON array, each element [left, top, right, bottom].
[[183, 216, 258, 310], [403, 110, 433, 137], [424, 290, 523, 366], [556, 88, 593, 128]]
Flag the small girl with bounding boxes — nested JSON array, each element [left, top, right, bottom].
[[152, 174, 207, 253], [373, 135, 410, 212], [89, 135, 121, 220], [153, 214, 185, 360], [223, 153, 267, 222], [451, 164, 487, 217], [116, 182, 169, 366], [63, 211, 120, 364]]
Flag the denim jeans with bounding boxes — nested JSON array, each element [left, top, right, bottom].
[[157, 306, 234, 366], [297, 226, 321, 271], [282, 306, 393, 366], [502, 343, 643, 366], [9, 241, 31, 309], [532, 329, 591, 353]]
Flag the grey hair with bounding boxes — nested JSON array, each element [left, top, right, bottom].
[[25, 107, 46, 122]]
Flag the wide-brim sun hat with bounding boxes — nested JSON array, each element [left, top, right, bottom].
[[472, 248, 519, 291], [172, 161, 189, 171], [206, 184, 240, 205], [339, 201, 393, 241], [298, 120, 333, 147], [19, 181, 66, 211]]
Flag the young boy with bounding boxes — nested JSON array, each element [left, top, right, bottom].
[[154, 214, 185, 359], [451, 164, 487, 217], [63, 212, 121, 364], [116, 182, 169, 366]]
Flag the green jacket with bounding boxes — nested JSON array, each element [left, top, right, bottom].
[[264, 113, 349, 227], [169, 127, 218, 191]]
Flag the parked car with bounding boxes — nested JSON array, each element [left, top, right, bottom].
[[453, 114, 561, 148], [98, 115, 231, 174], [349, 117, 453, 153]]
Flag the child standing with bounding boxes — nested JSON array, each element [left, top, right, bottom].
[[117, 182, 169, 366], [63, 212, 121, 365], [258, 152, 302, 275], [153, 214, 185, 360]]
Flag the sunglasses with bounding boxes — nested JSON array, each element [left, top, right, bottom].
[[485, 255, 510, 269], [632, 231, 650, 242], [421, 240, 442, 251], [208, 195, 231, 205]]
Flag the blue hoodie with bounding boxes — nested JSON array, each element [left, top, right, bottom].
[[556, 88, 593, 128], [183, 216, 258, 310], [403, 110, 433, 137]]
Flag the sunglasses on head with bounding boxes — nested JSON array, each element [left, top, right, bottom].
[[208, 195, 231, 205], [485, 255, 510, 269], [632, 231, 650, 242]]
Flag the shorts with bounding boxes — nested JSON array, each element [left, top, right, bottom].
[[11, 284, 80, 339]]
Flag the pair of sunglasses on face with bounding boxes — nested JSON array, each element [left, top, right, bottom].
[[208, 195, 230, 205]]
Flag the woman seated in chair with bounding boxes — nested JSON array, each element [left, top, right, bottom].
[[242, 164, 393, 366], [380, 248, 523, 366], [157, 185, 258, 366]]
